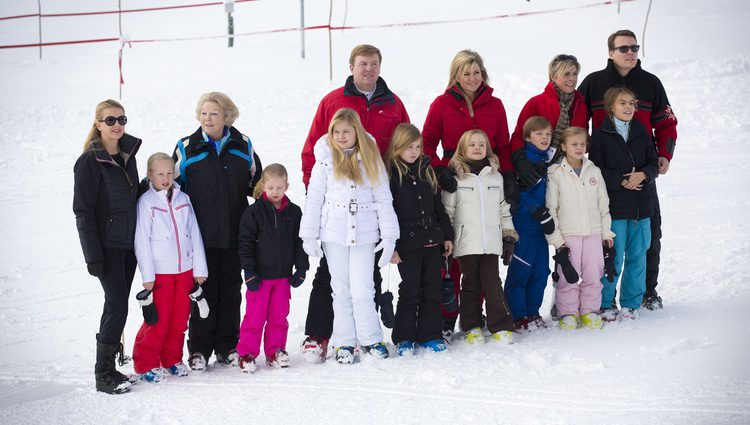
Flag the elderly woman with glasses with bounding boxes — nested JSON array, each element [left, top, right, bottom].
[[73, 99, 142, 395], [172, 92, 262, 372], [510, 54, 590, 190]]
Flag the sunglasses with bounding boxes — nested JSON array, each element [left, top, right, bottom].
[[612, 44, 640, 54], [554, 54, 578, 62], [98, 115, 128, 126]]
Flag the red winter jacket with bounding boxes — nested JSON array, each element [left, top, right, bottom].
[[510, 81, 589, 153], [422, 84, 512, 172], [301, 76, 410, 187]]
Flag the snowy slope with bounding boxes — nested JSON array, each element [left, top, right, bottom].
[[0, 0, 749, 424]]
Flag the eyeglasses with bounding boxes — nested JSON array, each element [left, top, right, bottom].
[[612, 44, 640, 54], [98, 115, 127, 126], [554, 54, 578, 62]]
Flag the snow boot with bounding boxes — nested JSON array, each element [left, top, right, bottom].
[[418, 339, 447, 352], [490, 330, 514, 345], [599, 308, 619, 322], [335, 346, 356, 364], [239, 355, 256, 374], [188, 352, 207, 371], [559, 314, 579, 330], [396, 341, 416, 356], [266, 349, 290, 368], [580, 312, 603, 330], [466, 328, 484, 345], [441, 316, 457, 344], [642, 291, 663, 310], [301, 336, 329, 363], [363, 342, 390, 359], [94, 341, 132, 395], [619, 307, 640, 321], [140, 368, 164, 383], [215, 350, 239, 367], [528, 315, 547, 330], [167, 362, 189, 377]]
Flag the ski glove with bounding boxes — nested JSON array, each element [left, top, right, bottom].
[[289, 270, 306, 288], [553, 247, 579, 283], [501, 172, 520, 213], [87, 261, 104, 278], [603, 245, 617, 283], [435, 166, 458, 193], [302, 239, 324, 258], [533, 207, 555, 235], [244, 270, 260, 292], [374, 239, 396, 269], [441, 258, 458, 314], [511, 149, 541, 190], [136, 289, 158, 325], [189, 284, 210, 319], [377, 291, 395, 329], [501, 237, 516, 266]]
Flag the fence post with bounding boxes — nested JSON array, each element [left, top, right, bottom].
[[328, 0, 333, 81], [37, 0, 42, 60], [300, 0, 305, 59], [225, 0, 235, 47]]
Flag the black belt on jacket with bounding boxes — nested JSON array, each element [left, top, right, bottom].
[[402, 215, 436, 228]]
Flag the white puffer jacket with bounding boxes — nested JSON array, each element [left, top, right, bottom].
[[545, 156, 616, 249], [134, 181, 208, 283], [442, 159, 517, 257], [300, 136, 399, 246]]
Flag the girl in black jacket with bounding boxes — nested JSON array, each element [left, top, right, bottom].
[[385, 124, 454, 355], [589, 87, 658, 321], [73, 99, 141, 394]]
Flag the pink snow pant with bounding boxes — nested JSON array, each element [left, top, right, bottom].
[[236, 277, 291, 359], [133, 270, 194, 373], [554, 235, 604, 316]]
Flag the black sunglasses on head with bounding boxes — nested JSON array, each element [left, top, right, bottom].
[[98, 115, 127, 126], [612, 44, 640, 53]]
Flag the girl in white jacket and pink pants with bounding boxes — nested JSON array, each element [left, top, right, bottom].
[[133, 153, 208, 381], [545, 128, 614, 330], [300, 108, 399, 364]]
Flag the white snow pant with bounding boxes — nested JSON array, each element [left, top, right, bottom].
[[323, 242, 383, 348]]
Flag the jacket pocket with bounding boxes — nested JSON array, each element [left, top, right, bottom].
[[104, 212, 128, 245]]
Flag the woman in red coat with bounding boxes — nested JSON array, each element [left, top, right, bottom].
[[510, 54, 589, 189], [422, 50, 513, 340]]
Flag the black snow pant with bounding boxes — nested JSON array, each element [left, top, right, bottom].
[[391, 246, 443, 344], [304, 250, 383, 338], [646, 184, 662, 295], [96, 248, 137, 345], [188, 248, 242, 359]]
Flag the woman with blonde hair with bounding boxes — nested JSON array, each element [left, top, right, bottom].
[[73, 99, 141, 394], [421, 49, 513, 340]]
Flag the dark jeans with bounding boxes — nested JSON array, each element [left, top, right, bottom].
[[646, 184, 662, 294], [392, 246, 442, 344], [96, 249, 137, 344], [188, 248, 242, 359], [304, 250, 382, 339], [458, 254, 514, 333]]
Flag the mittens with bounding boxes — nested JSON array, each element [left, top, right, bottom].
[[441, 259, 458, 314], [244, 270, 260, 292], [533, 207, 555, 235], [302, 239, 324, 258], [289, 270, 306, 288], [603, 245, 617, 283], [374, 240, 396, 269], [87, 262, 104, 278], [501, 237, 516, 266], [435, 166, 458, 193], [189, 284, 210, 319], [376, 290, 395, 329], [553, 247, 579, 283], [136, 289, 158, 325]]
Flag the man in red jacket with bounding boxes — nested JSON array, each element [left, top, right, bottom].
[[578, 29, 678, 311], [299, 44, 410, 362]]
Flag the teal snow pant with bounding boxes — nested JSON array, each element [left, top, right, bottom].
[[601, 218, 651, 310]]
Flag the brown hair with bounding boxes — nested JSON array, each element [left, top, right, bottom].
[[603, 86, 637, 118], [385, 123, 438, 192], [522, 116, 552, 140], [607, 29, 637, 51], [83, 99, 125, 152], [560, 127, 589, 145], [447, 49, 489, 118], [195, 92, 239, 126], [448, 129, 497, 176], [349, 44, 382, 66], [327, 108, 384, 185], [252, 163, 288, 199]]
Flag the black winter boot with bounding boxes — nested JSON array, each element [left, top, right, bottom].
[[95, 341, 132, 395]]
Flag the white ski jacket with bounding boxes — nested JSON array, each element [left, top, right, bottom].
[[300, 135, 399, 246], [545, 156, 616, 249], [442, 159, 517, 257], [134, 181, 208, 283]]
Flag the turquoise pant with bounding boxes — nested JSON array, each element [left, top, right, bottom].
[[601, 218, 651, 310]]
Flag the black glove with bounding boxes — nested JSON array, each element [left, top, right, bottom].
[[87, 262, 104, 278], [136, 289, 158, 325], [244, 270, 260, 292], [501, 172, 520, 214], [377, 291, 395, 329], [435, 166, 458, 193], [603, 245, 617, 283], [511, 149, 541, 190], [533, 161, 547, 179], [533, 207, 555, 235], [501, 237, 516, 266], [553, 247, 579, 283], [189, 284, 210, 319], [289, 270, 305, 288], [441, 258, 458, 314]]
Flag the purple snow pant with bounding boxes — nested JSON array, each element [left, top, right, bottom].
[[554, 235, 604, 316], [236, 277, 290, 359]]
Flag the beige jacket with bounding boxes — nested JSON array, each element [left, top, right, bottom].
[[442, 159, 517, 257], [545, 156, 615, 249]]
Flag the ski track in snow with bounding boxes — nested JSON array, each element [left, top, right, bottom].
[[1, 0, 750, 423]]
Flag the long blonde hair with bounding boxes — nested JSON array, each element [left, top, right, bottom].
[[252, 163, 288, 199], [327, 108, 383, 185], [448, 129, 498, 175], [447, 50, 489, 118], [83, 99, 124, 152], [385, 123, 437, 192]]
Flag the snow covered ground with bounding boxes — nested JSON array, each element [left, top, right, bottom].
[[1, 0, 749, 423]]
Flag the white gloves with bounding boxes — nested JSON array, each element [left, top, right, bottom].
[[303, 239, 324, 258], [374, 239, 396, 269], [188, 285, 210, 319]]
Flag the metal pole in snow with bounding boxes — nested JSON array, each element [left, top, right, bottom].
[[118, 0, 122, 99], [225, 1, 235, 48], [328, 0, 333, 81], [642, 0, 653, 57], [37, 0, 42, 60], [300, 0, 305, 59]]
